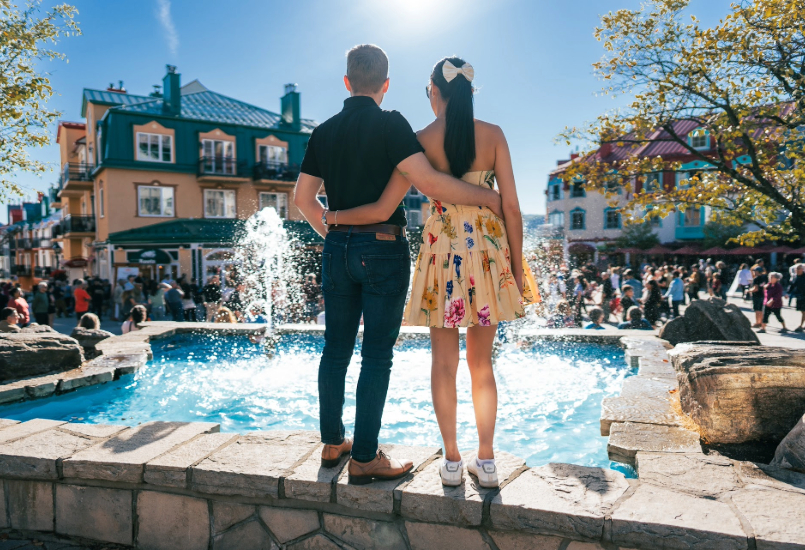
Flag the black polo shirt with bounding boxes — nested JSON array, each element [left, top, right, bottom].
[[300, 96, 424, 227]]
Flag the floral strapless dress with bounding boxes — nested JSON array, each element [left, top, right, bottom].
[[403, 170, 540, 328]]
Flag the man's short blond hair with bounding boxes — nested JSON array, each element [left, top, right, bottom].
[[346, 44, 388, 94]]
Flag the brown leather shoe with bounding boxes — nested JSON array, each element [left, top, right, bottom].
[[321, 438, 352, 468], [347, 450, 414, 485]]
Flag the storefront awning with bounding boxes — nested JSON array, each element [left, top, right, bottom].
[[126, 248, 173, 264]]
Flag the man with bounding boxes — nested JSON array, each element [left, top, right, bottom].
[[31, 282, 50, 326], [0, 308, 20, 333], [165, 281, 184, 323], [622, 269, 643, 300], [664, 270, 685, 318], [202, 276, 222, 322], [73, 279, 91, 323], [599, 271, 614, 322], [294, 44, 503, 484], [7, 287, 29, 327]]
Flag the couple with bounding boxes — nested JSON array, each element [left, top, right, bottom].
[[294, 44, 537, 488]]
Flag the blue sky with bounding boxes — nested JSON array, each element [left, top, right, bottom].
[[4, 0, 734, 223]]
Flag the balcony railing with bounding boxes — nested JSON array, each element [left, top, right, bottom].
[[16, 238, 32, 250], [59, 163, 95, 188], [252, 161, 300, 182], [62, 215, 96, 235], [198, 156, 249, 178], [34, 266, 51, 278], [30, 238, 42, 249], [14, 265, 32, 277]]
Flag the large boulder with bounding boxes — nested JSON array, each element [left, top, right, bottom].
[[70, 327, 114, 359], [771, 413, 805, 472], [20, 324, 57, 334], [0, 333, 85, 381], [669, 344, 805, 444], [658, 297, 759, 346]]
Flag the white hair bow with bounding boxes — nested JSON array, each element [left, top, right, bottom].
[[442, 60, 474, 83]]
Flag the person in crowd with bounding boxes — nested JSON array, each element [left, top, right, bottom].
[[77, 312, 103, 330], [8, 287, 30, 327], [547, 300, 576, 328], [686, 265, 703, 302], [90, 277, 105, 320], [225, 282, 245, 322], [791, 264, 805, 332], [620, 284, 637, 322], [73, 279, 91, 323], [749, 266, 769, 328], [214, 306, 237, 324], [610, 266, 621, 290], [31, 282, 50, 326], [202, 275, 222, 322], [759, 272, 787, 334], [599, 271, 615, 323], [53, 281, 66, 318], [63, 280, 74, 315], [737, 263, 753, 300], [122, 304, 148, 334], [303, 274, 320, 323], [618, 306, 653, 330], [180, 282, 197, 321], [165, 281, 184, 322], [641, 279, 663, 326], [585, 306, 606, 330], [709, 273, 723, 300], [151, 282, 168, 320], [663, 270, 685, 318], [621, 269, 642, 300], [0, 307, 21, 333]]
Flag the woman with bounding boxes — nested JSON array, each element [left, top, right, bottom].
[[121, 305, 148, 334], [181, 282, 196, 321], [325, 57, 537, 488], [642, 279, 663, 326]]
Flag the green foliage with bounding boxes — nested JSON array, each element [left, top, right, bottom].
[[614, 222, 660, 250], [0, 1, 80, 202], [701, 221, 744, 249]]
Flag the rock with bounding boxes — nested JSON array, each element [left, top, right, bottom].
[[770, 412, 805, 473], [55, 484, 133, 545], [635, 452, 739, 498], [284, 443, 348, 503], [323, 514, 407, 550], [0, 333, 84, 381], [144, 432, 238, 488], [0, 427, 101, 479], [20, 324, 56, 333], [212, 501, 255, 534], [607, 423, 701, 465], [259, 507, 319, 544], [136, 492, 210, 550], [213, 520, 277, 550], [405, 522, 492, 550], [487, 531, 563, 550], [669, 344, 805, 443], [600, 396, 684, 436], [286, 534, 341, 550], [659, 297, 759, 345], [730, 487, 805, 548], [70, 327, 113, 358], [7, 480, 53, 531]]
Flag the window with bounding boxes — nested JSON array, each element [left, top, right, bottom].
[[258, 144, 288, 164], [604, 208, 621, 229], [259, 192, 288, 219], [689, 128, 710, 150], [99, 185, 105, 218], [138, 186, 174, 217], [407, 209, 422, 227], [205, 189, 236, 218], [644, 172, 661, 192], [570, 183, 585, 198], [676, 171, 691, 189], [548, 182, 562, 201], [202, 139, 235, 174], [137, 133, 172, 163], [570, 208, 585, 230], [682, 207, 702, 227], [548, 210, 564, 227]]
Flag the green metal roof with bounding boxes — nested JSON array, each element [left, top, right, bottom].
[[84, 88, 316, 133], [108, 218, 322, 246]]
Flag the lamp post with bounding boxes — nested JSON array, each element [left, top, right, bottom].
[[52, 242, 62, 273]]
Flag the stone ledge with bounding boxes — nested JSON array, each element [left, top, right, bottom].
[[607, 422, 701, 465]]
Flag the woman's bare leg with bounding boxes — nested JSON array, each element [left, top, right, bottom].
[[430, 327, 461, 462], [466, 324, 498, 460]]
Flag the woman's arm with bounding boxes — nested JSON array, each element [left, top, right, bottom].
[[492, 126, 524, 295], [325, 170, 412, 226]]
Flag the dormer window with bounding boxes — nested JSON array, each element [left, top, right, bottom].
[[688, 128, 710, 150], [258, 144, 288, 165]]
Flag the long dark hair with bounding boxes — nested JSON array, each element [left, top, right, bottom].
[[431, 57, 475, 178]]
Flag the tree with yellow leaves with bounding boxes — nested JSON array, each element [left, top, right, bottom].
[[558, 0, 805, 245], [0, 1, 80, 201]]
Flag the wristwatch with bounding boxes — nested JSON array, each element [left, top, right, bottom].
[[321, 209, 329, 227]]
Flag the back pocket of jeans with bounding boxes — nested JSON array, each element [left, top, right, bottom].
[[363, 254, 410, 296], [321, 252, 335, 293]]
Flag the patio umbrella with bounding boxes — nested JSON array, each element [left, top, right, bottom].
[[788, 246, 805, 255], [764, 245, 796, 254], [700, 246, 729, 256], [726, 246, 763, 255], [673, 245, 701, 255], [644, 245, 674, 255], [616, 247, 643, 255]]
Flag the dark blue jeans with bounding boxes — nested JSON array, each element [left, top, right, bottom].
[[318, 230, 410, 462]]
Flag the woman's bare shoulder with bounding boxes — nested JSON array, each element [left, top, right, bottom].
[[474, 119, 505, 141]]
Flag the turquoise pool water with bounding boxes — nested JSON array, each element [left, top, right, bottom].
[[0, 333, 634, 474]]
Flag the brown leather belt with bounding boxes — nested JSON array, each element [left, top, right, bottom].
[[329, 224, 406, 238]]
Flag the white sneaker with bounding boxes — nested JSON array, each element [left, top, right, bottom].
[[439, 459, 463, 487], [467, 456, 498, 488]]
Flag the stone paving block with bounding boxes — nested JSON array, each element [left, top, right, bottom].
[[7, 480, 53, 531], [635, 452, 740, 498], [286, 534, 341, 550], [0, 419, 65, 445], [191, 431, 318, 498], [136, 491, 210, 550], [0, 387, 27, 404], [730, 487, 805, 550], [55, 484, 132, 545], [487, 530, 563, 550], [490, 463, 629, 540], [63, 421, 219, 483], [212, 519, 277, 550], [323, 513, 406, 550], [88, 352, 149, 375], [610, 483, 747, 550], [144, 432, 237, 488], [336, 444, 440, 514], [401, 450, 525, 526], [57, 365, 115, 392], [22, 375, 60, 399], [405, 521, 491, 550], [600, 396, 683, 436], [734, 461, 805, 494], [637, 361, 677, 378], [618, 376, 677, 399], [259, 506, 320, 543], [607, 422, 701, 465], [212, 501, 255, 534], [0, 428, 99, 479], [284, 444, 348, 503], [58, 423, 127, 439]]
